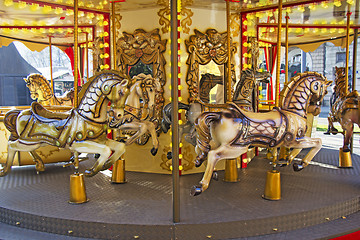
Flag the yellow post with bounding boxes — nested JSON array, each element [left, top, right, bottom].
[[263, 170, 281, 200], [226, 0, 232, 102], [339, 148, 353, 168], [224, 159, 239, 182], [285, 12, 289, 84], [111, 1, 117, 70], [49, 36, 54, 105], [111, 157, 127, 183], [275, 0, 282, 107], [69, 0, 88, 204], [85, 33, 89, 83]]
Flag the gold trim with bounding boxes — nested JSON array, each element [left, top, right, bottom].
[[185, 29, 237, 102]]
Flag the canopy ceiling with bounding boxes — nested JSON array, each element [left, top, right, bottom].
[[0, 0, 358, 52]]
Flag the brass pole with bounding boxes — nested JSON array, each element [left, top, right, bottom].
[[49, 36, 54, 105], [275, 0, 282, 107], [170, 0, 180, 223], [345, 4, 351, 96], [240, 13, 243, 71], [111, 1, 117, 70], [285, 12, 289, 84], [226, 0, 232, 102], [74, 0, 79, 108], [85, 33, 89, 82], [353, 0, 359, 90]]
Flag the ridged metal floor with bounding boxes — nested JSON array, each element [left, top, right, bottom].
[[0, 147, 359, 239]]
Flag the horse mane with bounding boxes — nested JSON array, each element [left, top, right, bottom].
[[27, 73, 53, 99], [78, 70, 129, 117], [334, 67, 347, 98], [280, 71, 326, 116]]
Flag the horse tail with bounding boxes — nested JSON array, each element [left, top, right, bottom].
[[195, 112, 221, 164], [4, 110, 21, 141], [161, 102, 189, 133]]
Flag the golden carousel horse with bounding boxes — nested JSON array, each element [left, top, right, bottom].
[[1, 70, 129, 177], [191, 72, 331, 196], [109, 73, 161, 156], [24, 73, 76, 106], [326, 67, 360, 152]]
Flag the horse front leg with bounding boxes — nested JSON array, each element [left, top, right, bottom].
[[144, 121, 159, 156], [342, 123, 354, 152], [191, 145, 248, 196], [70, 141, 112, 177], [326, 116, 338, 135], [101, 139, 126, 170], [285, 137, 322, 171]]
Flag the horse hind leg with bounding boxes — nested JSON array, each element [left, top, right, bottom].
[[29, 151, 45, 173], [0, 148, 17, 177]]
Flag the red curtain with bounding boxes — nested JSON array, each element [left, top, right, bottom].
[[264, 45, 277, 102], [65, 47, 82, 86]]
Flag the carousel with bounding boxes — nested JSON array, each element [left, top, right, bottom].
[[0, 0, 360, 239]]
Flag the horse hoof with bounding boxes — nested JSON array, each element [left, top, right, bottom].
[[151, 147, 158, 156], [195, 159, 202, 167], [84, 169, 97, 177], [323, 132, 330, 135], [293, 163, 304, 172], [167, 152, 172, 160], [212, 171, 219, 181], [94, 154, 100, 159], [190, 185, 203, 196]]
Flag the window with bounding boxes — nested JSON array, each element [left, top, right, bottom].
[[336, 52, 346, 63]]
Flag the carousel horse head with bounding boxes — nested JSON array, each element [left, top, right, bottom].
[[129, 73, 161, 109], [24, 73, 53, 103], [233, 68, 271, 111]]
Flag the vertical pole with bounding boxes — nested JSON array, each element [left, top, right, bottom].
[[171, 0, 180, 223], [285, 13, 289, 84], [240, 13, 243, 71], [74, 0, 79, 108], [275, 0, 282, 107], [49, 36, 54, 105], [226, 0, 232, 102], [345, 4, 351, 96], [85, 33, 89, 82], [352, 0, 359, 90], [111, 1, 117, 70]]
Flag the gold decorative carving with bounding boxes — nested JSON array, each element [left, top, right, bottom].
[[185, 29, 237, 103], [160, 144, 194, 171], [116, 29, 167, 128], [160, 145, 171, 171], [157, 0, 193, 34], [230, 13, 240, 37], [115, 14, 122, 37]]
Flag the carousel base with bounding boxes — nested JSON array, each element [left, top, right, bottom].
[[0, 148, 360, 240]]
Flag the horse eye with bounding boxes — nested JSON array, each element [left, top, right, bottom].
[[118, 90, 124, 96], [150, 88, 153, 92]]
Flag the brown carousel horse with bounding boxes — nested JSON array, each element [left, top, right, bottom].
[[326, 67, 360, 152], [109, 73, 161, 155], [24, 73, 77, 106], [191, 72, 331, 195], [2, 70, 129, 177]]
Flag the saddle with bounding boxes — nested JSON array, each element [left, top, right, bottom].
[[31, 102, 72, 129]]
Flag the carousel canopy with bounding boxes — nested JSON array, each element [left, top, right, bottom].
[[0, 0, 358, 52]]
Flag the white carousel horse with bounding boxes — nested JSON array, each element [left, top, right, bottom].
[[109, 73, 161, 156], [191, 72, 331, 196], [2, 70, 129, 177], [161, 69, 270, 159], [24, 73, 77, 106]]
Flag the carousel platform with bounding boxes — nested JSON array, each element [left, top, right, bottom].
[[0, 147, 360, 240]]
